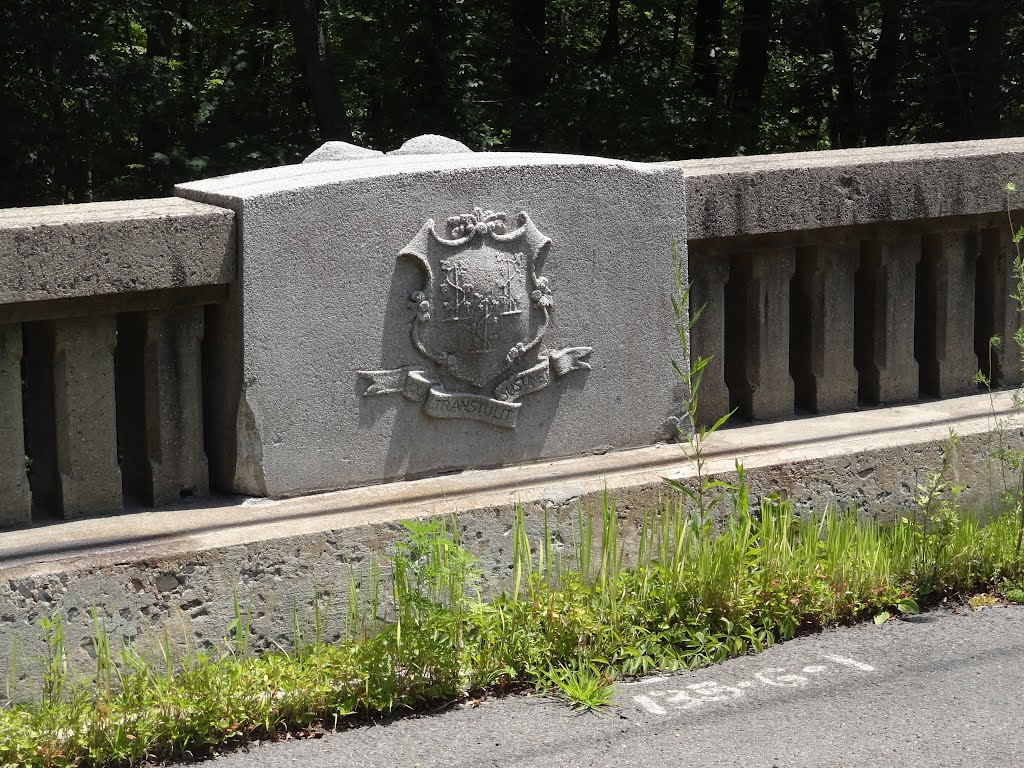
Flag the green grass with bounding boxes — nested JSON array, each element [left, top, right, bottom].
[[2, 490, 1023, 767]]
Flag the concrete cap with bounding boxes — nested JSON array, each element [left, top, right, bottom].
[[0, 198, 235, 306]]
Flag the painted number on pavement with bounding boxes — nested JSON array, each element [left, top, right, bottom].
[[632, 654, 875, 716]]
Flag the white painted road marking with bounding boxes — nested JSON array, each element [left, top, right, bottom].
[[824, 654, 876, 672], [633, 695, 666, 715], [631, 655, 877, 716]]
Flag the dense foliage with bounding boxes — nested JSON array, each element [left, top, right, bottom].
[[2, 0, 1022, 208]]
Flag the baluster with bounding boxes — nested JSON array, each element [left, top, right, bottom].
[[142, 307, 209, 505], [52, 316, 123, 517], [856, 236, 921, 403], [688, 250, 730, 427], [0, 323, 31, 526], [792, 242, 860, 412], [728, 249, 796, 420], [977, 227, 1023, 387], [918, 231, 978, 397]]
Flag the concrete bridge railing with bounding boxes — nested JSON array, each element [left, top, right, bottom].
[[0, 137, 1022, 529], [669, 139, 1024, 426], [0, 198, 234, 526]]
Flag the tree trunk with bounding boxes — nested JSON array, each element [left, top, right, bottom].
[[729, 0, 772, 153], [867, 0, 904, 145], [580, 0, 621, 153], [141, 0, 174, 164], [507, 0, 548, 150], [936, 0, 972, 140], [670, 0, 684, 70], [692, 0, 725, 101], [283, 0, 352, 142], [596, 0, 620, 64], [824, 0, 860, 148], [972, 0, 1002, 138]]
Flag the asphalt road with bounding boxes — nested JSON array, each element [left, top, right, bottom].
[[198, 605, 1024, 767]]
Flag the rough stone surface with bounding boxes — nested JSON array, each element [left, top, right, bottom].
[[918, 230, 978, 397], [302, 141, 384, 163], [792, 241, 859, 412], [388, 134, 473, 155], [856, 235, 921, 403], [52, 316, 123, 517], [0, 393, 1015, 690], [670, 137, 1024, 241], [0, 198, 235, 306], [176, 152, 687, 497], [0, 323, 31, 527], [728, 248, 796, 420]]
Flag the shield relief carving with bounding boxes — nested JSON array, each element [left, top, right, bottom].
[[360, 207, 592, 429]]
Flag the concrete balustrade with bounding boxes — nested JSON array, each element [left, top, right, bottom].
[[0, 137, 1021, 525], [0, 198, 233, 526], [671, 137, 1024, 425]]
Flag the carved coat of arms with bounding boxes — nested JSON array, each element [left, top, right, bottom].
[[359, 208, 592, 429]]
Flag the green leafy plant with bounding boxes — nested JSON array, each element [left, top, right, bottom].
[[545, 664, 615, 712], [663, 239, 736, 528]]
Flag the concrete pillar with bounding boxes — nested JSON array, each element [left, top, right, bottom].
[[688, 250, 731, 427], [792, 242, 860, 413], [53, 316, 122, 517], [142, 307, 209, 505], [977, 227, 1023, 388], [0, 324, 31, 526], [856, 236, 921, 404], [728, 249, 796, 420], [918, 231, 978, 397]]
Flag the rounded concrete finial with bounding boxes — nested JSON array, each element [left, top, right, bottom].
[[302, 141, 384, 163], [388, 134, 474, 156]]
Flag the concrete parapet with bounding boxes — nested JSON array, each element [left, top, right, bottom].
[[0, 198, 234, 306], [0, 324, 31, 527]]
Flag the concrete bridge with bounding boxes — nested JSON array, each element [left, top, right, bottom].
[[1, 136, 1022, 676]]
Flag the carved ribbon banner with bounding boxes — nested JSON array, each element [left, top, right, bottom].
[[493, 347, 592, 402], [359, 346, 592, 429]]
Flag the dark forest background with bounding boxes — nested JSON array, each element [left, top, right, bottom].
[[2, 0, 1022, 208]]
